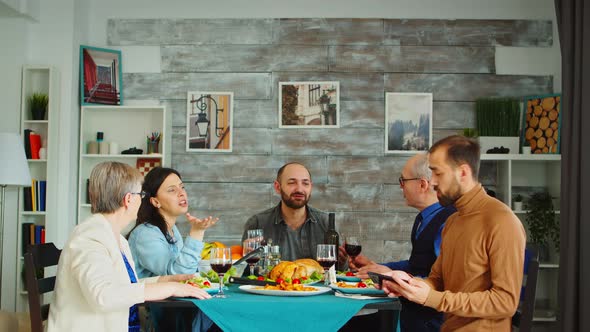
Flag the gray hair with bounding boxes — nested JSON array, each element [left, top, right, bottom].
[[412, 153, 432, 180], [89, 161, 143, 214]]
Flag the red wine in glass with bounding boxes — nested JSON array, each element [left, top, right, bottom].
[[210, 247, 232, 298], [345, 244, 362, 258], [245, 256, 260, 264], [317, 259, 337, 269], [210, 263, 232, 274]]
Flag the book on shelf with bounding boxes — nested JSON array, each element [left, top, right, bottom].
[[23, 187, 32, 211], [22, 223, 46, 254], [23, 129, 32, 159], [21, 222, 33, 254], [39, 180, 46, 211]]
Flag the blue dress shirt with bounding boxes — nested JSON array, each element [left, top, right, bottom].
[[381, 202, 446, 273]]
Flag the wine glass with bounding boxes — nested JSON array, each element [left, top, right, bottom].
[[243, 239, 261, 276], [345, 236, 362, 262], [316, 244, 336, 285], [247, 229, 264, 243], [210, 247, 232, 298], [269, 245, 281, 268]]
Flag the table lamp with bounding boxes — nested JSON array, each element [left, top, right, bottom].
[[0, 132, 32, 304]]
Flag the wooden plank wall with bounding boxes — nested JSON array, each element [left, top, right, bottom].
[[108, 18, 552, 263]]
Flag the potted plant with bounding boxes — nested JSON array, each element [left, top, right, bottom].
[[524, 191, 559, 261], [461, 128, 478, 138], [476, 97, 521, 154], [28, 92, 49, 120], [513, 194, 524, 210]]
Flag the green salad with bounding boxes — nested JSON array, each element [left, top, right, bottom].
[[182, 275, 212, 288], [200, 266, 239, 283]]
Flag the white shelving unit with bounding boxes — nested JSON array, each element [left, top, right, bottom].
[[480, 153, 560, 323], [16, 65, 59, 312], [78, 106, 167, 223]]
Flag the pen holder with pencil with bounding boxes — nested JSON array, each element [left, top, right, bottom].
[[147, 131, 161, 154], [147, 141, 160, 154]]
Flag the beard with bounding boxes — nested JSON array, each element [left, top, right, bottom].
[[435, 179, 462, 207], [280, 188, 310, 209]]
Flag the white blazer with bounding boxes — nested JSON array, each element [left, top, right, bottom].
[[48, 214, 158, 332]]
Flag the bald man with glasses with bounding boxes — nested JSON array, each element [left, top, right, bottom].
[[345, 153, 456, 332]]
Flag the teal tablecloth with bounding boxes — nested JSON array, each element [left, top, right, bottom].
[[177, 285, 396, 332]]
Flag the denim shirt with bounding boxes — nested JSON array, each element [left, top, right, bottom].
[[242, 203, 329, 262], [128, 223, 204, 278]]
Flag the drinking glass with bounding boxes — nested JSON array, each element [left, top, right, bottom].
[[345, 236, 362, 272], [316, 244, 336, 285], [243, 239, 262, 276], [210, 247, 232, 298], [269, 245, 281, 268], [247, 229, 264, 243]]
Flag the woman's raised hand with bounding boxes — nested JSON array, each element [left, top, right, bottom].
[[187, 213, 219, 239]]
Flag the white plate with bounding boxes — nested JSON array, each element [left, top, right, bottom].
[[329, 282, 385, 295], [238, 285, 332, 297], [336, 275, 361, 282]]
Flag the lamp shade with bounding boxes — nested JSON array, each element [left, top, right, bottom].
[[0, 132, 32, 186]]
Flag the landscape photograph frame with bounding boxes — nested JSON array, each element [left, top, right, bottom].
[[385, 92, 433, 154]]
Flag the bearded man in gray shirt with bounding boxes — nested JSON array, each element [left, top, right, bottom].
[[242, 162, 330, 262]]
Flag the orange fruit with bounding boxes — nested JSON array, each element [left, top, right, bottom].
[[231, 253, 242, 260], [231, 245, 243, 255]]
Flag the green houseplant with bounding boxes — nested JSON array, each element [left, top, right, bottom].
[[513, 194, 524, 210], [524, 191, 559, 260], [462, 128, 478, 138], [476, 97, 521, 153], [28, 92, 49, 120]]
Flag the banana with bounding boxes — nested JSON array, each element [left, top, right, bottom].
[[200, 242, 226, 259]]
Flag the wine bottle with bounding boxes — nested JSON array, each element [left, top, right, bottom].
[[324, 213, 340, 275]]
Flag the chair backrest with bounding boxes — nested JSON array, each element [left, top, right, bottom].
[[512, 248, 540, 332], [24, 242, 61, 332]]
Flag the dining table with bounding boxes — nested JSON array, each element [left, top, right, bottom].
[[146, 283, 401, 332]]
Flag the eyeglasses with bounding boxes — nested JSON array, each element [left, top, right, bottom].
[[398, 177, 422, 186], [130, 191, 146, 199]]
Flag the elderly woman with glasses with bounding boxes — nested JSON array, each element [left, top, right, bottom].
[[48, 162, 211, 332]]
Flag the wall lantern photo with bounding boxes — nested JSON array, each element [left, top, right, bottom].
[[186, 91, 233, 152]]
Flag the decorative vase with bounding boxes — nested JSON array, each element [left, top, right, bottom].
[[513, 201, 523, 211], [522, 146, 531, 154]]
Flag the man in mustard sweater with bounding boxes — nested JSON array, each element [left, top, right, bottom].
[[381, 135, 526, 331]]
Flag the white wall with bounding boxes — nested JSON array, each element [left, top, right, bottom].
[[0, 0, 561, 311]]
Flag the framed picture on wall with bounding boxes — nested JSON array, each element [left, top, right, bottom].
[[186, 91, 233, 152], [79, 45, 123, 106], [522, 94, 561, 154], [279, 81, 340, 128], [385, 92, 433, 154]]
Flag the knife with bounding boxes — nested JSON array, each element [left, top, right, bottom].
[[233, 246, 265, 266], [228, 276, 277, 286]]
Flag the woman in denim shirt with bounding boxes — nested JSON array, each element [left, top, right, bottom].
[[129, 167, 218, 277], [128, 167, 218, 331]]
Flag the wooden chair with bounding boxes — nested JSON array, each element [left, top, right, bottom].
[[512, 248, 539, 332], [24, 242, 61, 332]]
